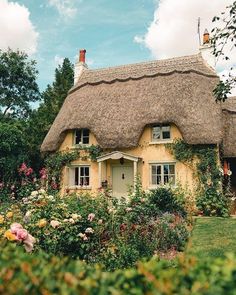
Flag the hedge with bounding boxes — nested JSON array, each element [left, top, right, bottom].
[[1, 243, 236, 294]]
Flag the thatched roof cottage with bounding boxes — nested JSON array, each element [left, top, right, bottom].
[[41, 34, 236, 197]]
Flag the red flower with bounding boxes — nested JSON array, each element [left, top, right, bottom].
[[19, 163, 27, 173], [26, 168, 33, 176], [40, 168, 47, 179]]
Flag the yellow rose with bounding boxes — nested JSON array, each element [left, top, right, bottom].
[[0, 215, 4, 224], [4, 230, 17, 241], [37, 219, 47, 228], [6, 212, 13, 218]]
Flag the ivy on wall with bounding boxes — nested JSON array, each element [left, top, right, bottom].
[[166, 139, 229, 217], [45, 145, 103, 192]]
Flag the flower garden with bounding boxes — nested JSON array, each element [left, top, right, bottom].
[[0, 161, 236, 294]]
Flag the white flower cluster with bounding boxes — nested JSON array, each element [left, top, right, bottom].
[[22, 189, 55, 205]]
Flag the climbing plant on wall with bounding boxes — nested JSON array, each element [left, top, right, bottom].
[[44, 145, 103, 192], [166, 139, 229, 217]]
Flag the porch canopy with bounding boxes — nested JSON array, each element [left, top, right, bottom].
[[97, 151, 141, 187]]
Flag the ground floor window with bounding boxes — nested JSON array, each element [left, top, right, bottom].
[[69, 165, 90, 187], [150, 163, 175, 186]]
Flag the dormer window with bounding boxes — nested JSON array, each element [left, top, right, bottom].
[[74, 129, 89, 145], [152, 124, 171, 141]]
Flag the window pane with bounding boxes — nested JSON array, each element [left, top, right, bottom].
[[169, 165, 175, 174], [164, 165, 169, 174], [85, 167, 89, 176], [156, 175, 161, 185], [152, 175, 156, 185], [80, 167, 84, 176], [83, 129, 89, 137], [162, 125, 170, 139], [75, 130, 81, 144], [85, 177, 90, 186], [162, 131, 170, 139], [79, 177, 83, 186], [152, 126, 161, 140], [164, 175, 169, 184], [169, 175, 175, 184], [156, 165, 161, 174], [75, 168, 79, 185], [152, 165, 157, 175], [83, 136, 89, 144]]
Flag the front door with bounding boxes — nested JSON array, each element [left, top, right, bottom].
[[112, 166, 133, 198]]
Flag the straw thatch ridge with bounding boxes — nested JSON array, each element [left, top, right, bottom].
[[41, 53, 222, 153], [222, 97, 236, 157]]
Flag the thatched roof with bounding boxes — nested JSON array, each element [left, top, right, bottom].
[[222, 97, 236, 157], [41, 53, 223, 152]]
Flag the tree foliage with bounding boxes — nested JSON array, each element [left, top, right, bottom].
[[211, 1, 236, 101], [28, 58, 74, 147], [0, 49, 40, 118], [0, 122, 29, 182], [23, 58, 74, 172]]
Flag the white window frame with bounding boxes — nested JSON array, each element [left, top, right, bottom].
[[151, 124, 171, 142], [68, 165, 91, 188], [74, 129, 90, 145], [149, 162, 175, 188]]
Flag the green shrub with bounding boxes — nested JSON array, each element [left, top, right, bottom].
[[149, 187, 187, 217], [1, 242, 236, 295], [1, 188, 189, 270]]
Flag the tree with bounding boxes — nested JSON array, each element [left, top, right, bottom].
[[25, 58, 74, 169], [211, 1, 236, 101], [0, 121, 29, 182], [0, 49, 40, 118]]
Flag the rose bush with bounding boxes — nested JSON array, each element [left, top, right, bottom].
[[0, 186, 189, 270]]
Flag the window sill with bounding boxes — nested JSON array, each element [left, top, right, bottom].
[[149, 140, 173, 145], [148, 184, 176, 190], [66, 186, 92, 190], [72, 144, 90, 148]]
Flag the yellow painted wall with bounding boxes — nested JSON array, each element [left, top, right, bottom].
[[59, 125, 196, 194]]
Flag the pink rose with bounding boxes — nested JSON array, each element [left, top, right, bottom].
[[26, 168, 33, 176], [88, 213, 95, 222], [10, 223, 23, 234], [16, 229, 28, 241], [19, 163, 27, 173]]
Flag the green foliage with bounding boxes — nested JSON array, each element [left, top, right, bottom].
[[1, 189, 188, 271], [2, 242, 236, 294], [0, 49, 40, 118], [211, 1, 236, 101], [166, 139, 229, 217], [45, 150, 79, 191], [74, 144, 103, 161], [0, 122, 28, 182], [25, 58, 74, 173], [189, 217, 236, 259], [149, 187, 187, 217]]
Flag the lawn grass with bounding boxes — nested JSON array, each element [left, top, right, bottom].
[[187, 217, 236, 258]]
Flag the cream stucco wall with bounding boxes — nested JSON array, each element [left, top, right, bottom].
[[58, 124, 196, 195]]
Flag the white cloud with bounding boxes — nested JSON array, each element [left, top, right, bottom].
[[134, 35, 145, 44], [48, 0, 79, 18], [0, 0, 38, 55], [54, 54, 64, 66], [135, 0, 235, 62], [135, 0, 236, 94]]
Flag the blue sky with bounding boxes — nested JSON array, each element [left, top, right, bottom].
[[0, 0, 235, 94], [14, 0, 156, 90]]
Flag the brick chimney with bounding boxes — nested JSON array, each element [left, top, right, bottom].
[[74, 49, 88, 85], [199, 29, 216, 70]]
